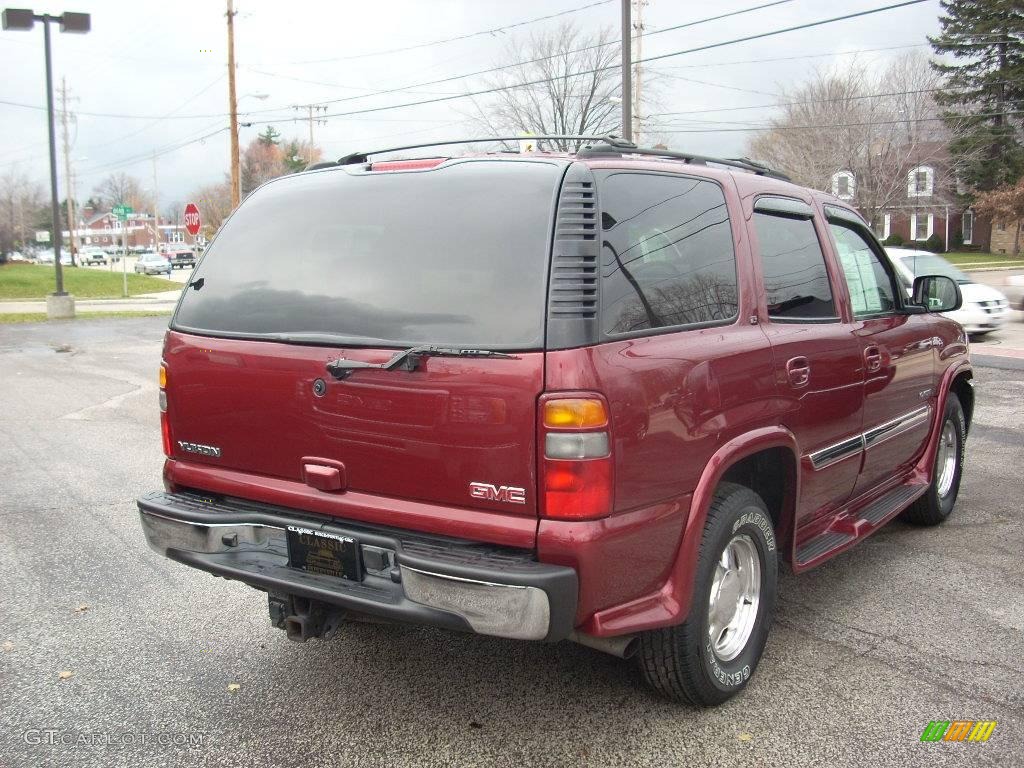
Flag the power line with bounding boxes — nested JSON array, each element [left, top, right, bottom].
[[646, 109, 1024, 133], [260, 0, 617, 66], [645, 83, 1019, 119], [241, 0, 935, 127], [240, 0, 797, 116], [1, 0, 795, 122]]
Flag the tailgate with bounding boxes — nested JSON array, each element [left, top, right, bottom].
[[164, 331, 544, 516]]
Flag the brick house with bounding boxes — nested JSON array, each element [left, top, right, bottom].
[[830, 149, 990, 252], [69, 206, 203, 249]]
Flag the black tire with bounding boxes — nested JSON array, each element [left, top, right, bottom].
[[901, 393, 965, 526], [637, 482, 778, 706]]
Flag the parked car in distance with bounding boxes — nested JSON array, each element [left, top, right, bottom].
[[35, 249, 55, 264], [138, 137, 973, 707], [885, 247, 1009, 335], [165, 245, 196, 269], [79, 246, 108, 266], [134, 251, 172, 275], [4, 250, 28, 262]]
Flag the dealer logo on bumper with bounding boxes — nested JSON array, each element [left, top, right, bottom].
[[177, 440, 222, 458]]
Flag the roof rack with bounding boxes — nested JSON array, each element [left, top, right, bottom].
[[575, 137, 791, 181], [308, 134, 790, 181], [331, 135, 606, 167]]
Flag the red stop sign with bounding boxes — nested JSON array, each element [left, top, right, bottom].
[[184, 202, 201, 236]]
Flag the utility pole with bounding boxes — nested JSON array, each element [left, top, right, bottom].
[[293, 104, 327, 148], [632, 0, 646, 145], [227, 0, 240, 208], [620, 0, 632, 143], [151, 152, 160, 250], [59, 76, 78, 266]]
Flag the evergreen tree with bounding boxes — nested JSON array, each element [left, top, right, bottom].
[[930, 0, 1024, 192], [257, 126, 281, 146]]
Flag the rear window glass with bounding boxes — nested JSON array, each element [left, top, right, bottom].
[[173, 160, 562, 349]]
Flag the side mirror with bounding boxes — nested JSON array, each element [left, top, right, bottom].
[[912, 274, 962, 313]]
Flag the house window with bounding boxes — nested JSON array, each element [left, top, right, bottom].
[[831, 171, 855, 200], [911, 213, 933, 241], [962, 210, 973, 245], [907, 166, 934, 198], [883, 214, 891, 240]]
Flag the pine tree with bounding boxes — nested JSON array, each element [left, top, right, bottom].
[[930, 0, 1024, 192], [257, 126, 281, 147]]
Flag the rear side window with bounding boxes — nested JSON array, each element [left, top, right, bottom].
[[599, 173, 737, 335], [173, 160, 562, 349], [753, 212, 837, 320]]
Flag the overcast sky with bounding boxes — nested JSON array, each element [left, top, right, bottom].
[[0, 0, 945, 209]]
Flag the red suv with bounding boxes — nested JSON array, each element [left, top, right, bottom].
[[138, 136, 972, 706]]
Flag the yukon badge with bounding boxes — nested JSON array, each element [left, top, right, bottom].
[[177, 440, 222, 458], [469, 481, 526, 505]]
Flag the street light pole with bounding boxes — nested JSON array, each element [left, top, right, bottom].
[[2, 8, 90, 318], [42, 16, 63, 293]]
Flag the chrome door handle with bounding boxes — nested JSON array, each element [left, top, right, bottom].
[[864, 346, 882, 373]]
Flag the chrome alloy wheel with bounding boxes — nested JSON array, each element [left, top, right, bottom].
[[707, 534, 761, 662], [935, 420, 958, 498]]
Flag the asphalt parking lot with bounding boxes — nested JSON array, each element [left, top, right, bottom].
[[1, 317, 1021, 768]]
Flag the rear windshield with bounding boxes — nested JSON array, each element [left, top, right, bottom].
[[173, 160, 562, 349]]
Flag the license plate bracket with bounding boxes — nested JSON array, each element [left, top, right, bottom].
[[286, 525, 363, 582]]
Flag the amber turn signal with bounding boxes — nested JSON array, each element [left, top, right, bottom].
[[543, 398, 608, 429]]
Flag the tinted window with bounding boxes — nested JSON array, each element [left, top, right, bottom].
[[830, 223, 897, 316], [599, 173, 737, 334], [753, 212, 836, 320], [173, 161, 561, 349]]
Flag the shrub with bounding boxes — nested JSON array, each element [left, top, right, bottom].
[[882, 234, 904, 246], [925, 233, 944, 252]]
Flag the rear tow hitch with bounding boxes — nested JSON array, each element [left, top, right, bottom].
[[268, 593, 345, 642]]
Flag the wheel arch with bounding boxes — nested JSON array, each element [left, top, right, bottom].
[[586, 426, 799, 636]]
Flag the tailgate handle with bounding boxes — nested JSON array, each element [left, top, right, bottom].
[[301, 457, 347, 492]]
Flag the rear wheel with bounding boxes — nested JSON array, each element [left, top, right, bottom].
[[901, 393, 965, 526], [638, 482, 777, 706]]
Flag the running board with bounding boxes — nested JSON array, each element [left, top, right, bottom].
[[795, 483, 928, 568]]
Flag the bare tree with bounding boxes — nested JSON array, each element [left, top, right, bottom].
[[93, 172, 153, 214], [0, 167, 45, 255], [188, 178, 232, 240], [470, 22, 622, 151], [747, 52, 973, 231]]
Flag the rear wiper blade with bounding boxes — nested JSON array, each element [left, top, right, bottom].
[[326, 345, 518, 380]]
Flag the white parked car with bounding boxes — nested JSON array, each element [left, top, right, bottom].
[[885, 247, 1010, 336]]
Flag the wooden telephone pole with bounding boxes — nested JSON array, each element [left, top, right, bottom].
[[58, 77, 78, 266], [227, 0, 240, 208]]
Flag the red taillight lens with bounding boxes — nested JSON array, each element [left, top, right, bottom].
[[540, 393, 613, 521], [542, 458, 612, 520], [160, 411, 172, 457]]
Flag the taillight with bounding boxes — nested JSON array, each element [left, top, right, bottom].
[[159, 362, 171, 457], [540, 395, 612, 520]]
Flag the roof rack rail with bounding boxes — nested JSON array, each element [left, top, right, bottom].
[[309, 134, 790, 181], [332, 135, 608, 166], [576, 139, 791, 181]]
